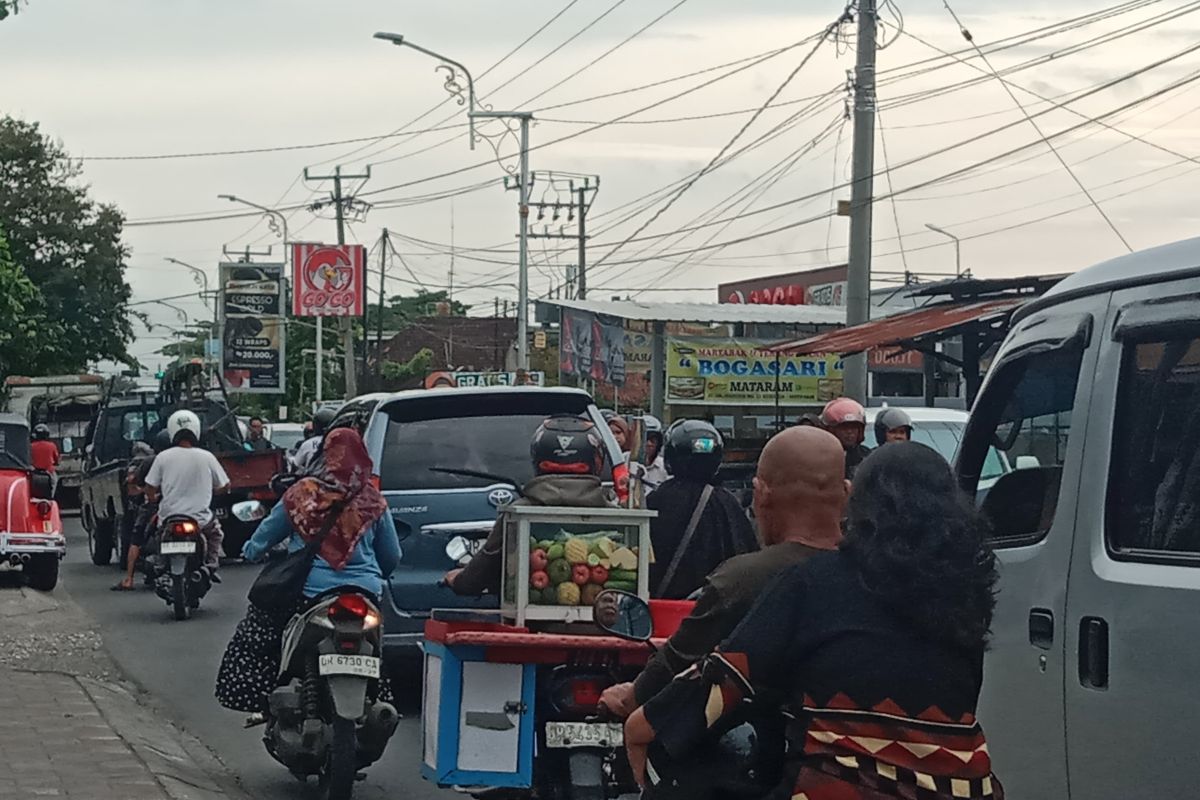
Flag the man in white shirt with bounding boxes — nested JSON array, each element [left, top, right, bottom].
[[144, 411, 230, 572], [290, 407, 336, 473]]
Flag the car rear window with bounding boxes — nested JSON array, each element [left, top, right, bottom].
[[378, 392, 608, 491]]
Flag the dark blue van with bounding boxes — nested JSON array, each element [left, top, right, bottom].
[[352, 386, 623, 661]]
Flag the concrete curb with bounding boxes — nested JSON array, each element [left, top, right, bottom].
[[78, 675, 252, 800]]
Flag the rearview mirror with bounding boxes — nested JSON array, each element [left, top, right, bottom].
[[231, 500, 267, 523], [592, 589, 653, 642]]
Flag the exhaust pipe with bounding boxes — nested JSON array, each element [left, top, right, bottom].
[[19, 554, 30, 565], [8, 554, 20, 567]]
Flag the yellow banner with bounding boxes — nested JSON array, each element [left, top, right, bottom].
[[666, 337, 843, 406]]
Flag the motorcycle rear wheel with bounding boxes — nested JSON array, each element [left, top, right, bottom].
[[171, 574, 189, 621], [325, 716, 357, 800]]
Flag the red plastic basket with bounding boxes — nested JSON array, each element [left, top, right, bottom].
[[649, 599, 695, 638]]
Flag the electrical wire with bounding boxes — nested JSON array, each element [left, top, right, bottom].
[[875, 107, 909, 273]]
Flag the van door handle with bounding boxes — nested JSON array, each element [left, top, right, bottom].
[[1079, 616, 1109, 690], [1028, 608, 1054, 649]]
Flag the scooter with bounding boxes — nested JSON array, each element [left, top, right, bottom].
[[148, 514, 212, 621], [258, 590, 399, 800]]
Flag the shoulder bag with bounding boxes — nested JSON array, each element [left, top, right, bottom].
[[247, 499, 347, 612]]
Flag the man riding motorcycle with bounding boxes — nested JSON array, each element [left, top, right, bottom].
[[647, 420, 758, 600], [143, 410, 230, 577], [820, 397, 871, 480], [599, 426, 849, 718], [115, 429, 172, 591], [444, 415, 615, 596], [290, 407, 336, 473]]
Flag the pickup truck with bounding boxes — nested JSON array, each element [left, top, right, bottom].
[[81, 390, 283, 565]]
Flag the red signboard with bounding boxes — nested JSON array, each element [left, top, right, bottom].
[[718, 265, 848, 306], [868, 346, 924, 372], [292, 243, 365, 317]]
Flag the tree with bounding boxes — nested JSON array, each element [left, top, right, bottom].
[[366, 289, 469, 333], [0, 225, 65, 377], [0, 117, 134, 372], [0, 1, 26, 21], [381, 348, 433, 388]]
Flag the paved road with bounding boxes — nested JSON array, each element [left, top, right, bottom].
[[61, 518, 448, 800]]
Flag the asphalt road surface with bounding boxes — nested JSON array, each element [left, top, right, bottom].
[[61, 518, 449, 800]]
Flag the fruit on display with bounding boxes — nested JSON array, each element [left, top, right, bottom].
[[546, 543, 565, 562], [530, 549, 549, 572], [564, 538, 589, 565], [572, 564, 592, 586], [547, 558, 573, 586], [580, 584, 603, 606], [530, 570, 550, 590], [557, 582, 581, 606], [590, 565, 609, 585], [609, 547, 638, 571]]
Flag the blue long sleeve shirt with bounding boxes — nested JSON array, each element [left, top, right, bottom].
[[242, 502, 402, 599]]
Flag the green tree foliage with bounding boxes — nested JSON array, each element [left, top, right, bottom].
[[0, 117, 134, 372], [366, 289, 469, 332], [0, 1, 26, 21], [381, 348, 433, 385], [0, 225, 65, 376]]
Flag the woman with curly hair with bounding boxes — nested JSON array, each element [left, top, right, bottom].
[[626, 441, 1004, 799]]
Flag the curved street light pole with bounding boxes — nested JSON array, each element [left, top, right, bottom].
[[164, 257, 215, 350], [925, 223, 962, 278], [375, 31, 532, 371]]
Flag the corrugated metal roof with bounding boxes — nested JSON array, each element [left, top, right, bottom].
[[538, 299, 845, 326], [767, 298, 1023, 355]]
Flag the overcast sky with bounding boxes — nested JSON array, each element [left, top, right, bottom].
[[5, 0, 1200, 370]]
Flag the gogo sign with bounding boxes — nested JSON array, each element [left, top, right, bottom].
[[292, 243, 365, 317]]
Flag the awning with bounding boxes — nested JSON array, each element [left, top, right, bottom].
[[767, 298, 1023, 356]]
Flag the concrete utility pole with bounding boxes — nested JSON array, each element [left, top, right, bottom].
[[577, 185, 589, 300], [528, 175, 599, 301], [844, 0, 878, 403], [303, 165, 371, 400], [376, 228, 388, 385]]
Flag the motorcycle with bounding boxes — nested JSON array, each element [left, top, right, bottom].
[[148, 514, 213, 620], [592, 590, 786, 800], [257, 589, 399, 800]]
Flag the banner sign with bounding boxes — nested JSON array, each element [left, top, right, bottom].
[[292, 243, 366, 317], [220, 263, 285, 394], [666, 337, 843, 406], [559, 309, 627, 386], [453, 371, 546, 388]]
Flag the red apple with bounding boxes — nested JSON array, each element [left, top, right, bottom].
[[572, 564, 591, 586], [530, 570, 550, 590], [590, 565, 609, 585], [530, 549, 549, 572]]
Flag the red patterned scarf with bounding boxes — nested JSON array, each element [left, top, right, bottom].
[[282, 428, 388, 570]]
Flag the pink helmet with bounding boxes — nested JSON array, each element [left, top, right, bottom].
[[821, 397, 866, 427]]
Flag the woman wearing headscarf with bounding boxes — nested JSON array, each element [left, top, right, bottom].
[[626, 442, 1003, 799], [215, 428, 401, 713]]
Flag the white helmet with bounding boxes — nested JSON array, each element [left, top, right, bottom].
[[166, 409, 202, 444]]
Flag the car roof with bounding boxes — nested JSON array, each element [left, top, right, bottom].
[[864, 406, 969, 423], [373, 385, 593, 407], [1015, 235, 1200, 322]]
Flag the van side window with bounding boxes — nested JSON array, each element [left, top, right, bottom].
[[965, 347, 1085, 547], [1109, 336, 1200, 557]]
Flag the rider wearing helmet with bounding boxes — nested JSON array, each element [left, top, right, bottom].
[[29, 423, 60, 478], [143, 410, 230, 574], [647, 420, 758, 600], [446, 415, 616, 597], [820, 397, 871, 480], [290, 406, 337, 473], [638, 415, 669, 494], [874, 406, 913, 447], [117, 429, 175, 590]]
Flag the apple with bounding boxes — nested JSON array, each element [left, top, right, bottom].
[[572, 564, 591, 586], [530, 549, 549, 572], [530, 570, 550, 590], [590, 565, 609, 585]]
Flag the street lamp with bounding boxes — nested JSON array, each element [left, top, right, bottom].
[[164, 257, 216, 338], [375, 31, 533, 372], [925, 223, 962, 278]]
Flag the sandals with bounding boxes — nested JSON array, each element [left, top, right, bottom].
[[110, 582, 135, 592]]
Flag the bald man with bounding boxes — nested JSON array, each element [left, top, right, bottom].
[[599, 426, 849, 718]]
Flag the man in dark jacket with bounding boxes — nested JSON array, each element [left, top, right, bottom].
[[599, 425, 849, 717], [647, 420, 758, 600], [446, 415, 614, 597]]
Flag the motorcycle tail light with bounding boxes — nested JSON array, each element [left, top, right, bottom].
[[329, 594, 370, 619], [571, 679, 602, 709], [170, 521, 199, 536]]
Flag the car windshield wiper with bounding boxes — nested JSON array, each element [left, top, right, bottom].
[[428, 467, 523, 497]]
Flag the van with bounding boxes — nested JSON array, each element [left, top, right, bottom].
[[955, 236, 1200, 798], [354, 386, 625, 661]]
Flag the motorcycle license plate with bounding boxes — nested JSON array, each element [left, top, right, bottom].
[[160, 541, 197, 555], [545, 721, 624, 749], [318, 653, 380, 679]]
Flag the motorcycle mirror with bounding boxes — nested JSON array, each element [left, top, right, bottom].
[[445, 535, 472, 565], [592, 589, 653, 642], [231, 500, 267, 523]]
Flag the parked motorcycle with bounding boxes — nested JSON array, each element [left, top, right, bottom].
[[259, 590, 399, 800], [147, 514, 213, 620]]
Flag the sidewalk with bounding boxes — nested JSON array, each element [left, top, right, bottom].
[[0, 586, 245, 800]]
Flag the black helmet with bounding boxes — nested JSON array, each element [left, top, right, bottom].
[[153, 429, 172, 453], [32, 424, 50, 440], [664, 420, 723, 482], [531, 415, 603, 476], [874, 407, 913, 446], [312, 407, 337, 435]]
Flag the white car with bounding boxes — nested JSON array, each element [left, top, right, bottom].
[[264, 422, 306, 452], [865, 406, 1010, 489]]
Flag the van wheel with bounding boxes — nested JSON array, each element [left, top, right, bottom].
[[26, 556, 59, 592], [89, 519, 115, 566]]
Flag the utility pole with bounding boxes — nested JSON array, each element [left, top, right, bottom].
[[844, 0, 878, 404], [303, 164, 371, 400], [492, 113, 534, 371], [528, 174, 599, 301], [376, 229, 388, 386]]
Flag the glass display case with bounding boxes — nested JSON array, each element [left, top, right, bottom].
[[500, 505, 655, 625]]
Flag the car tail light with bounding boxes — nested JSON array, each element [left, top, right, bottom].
[[33, 500, 51, 517], [328, 594, 380, 629], [170, 520, 199, 536]]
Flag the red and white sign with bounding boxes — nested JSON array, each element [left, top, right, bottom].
[[292, 244, 365, 317]]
